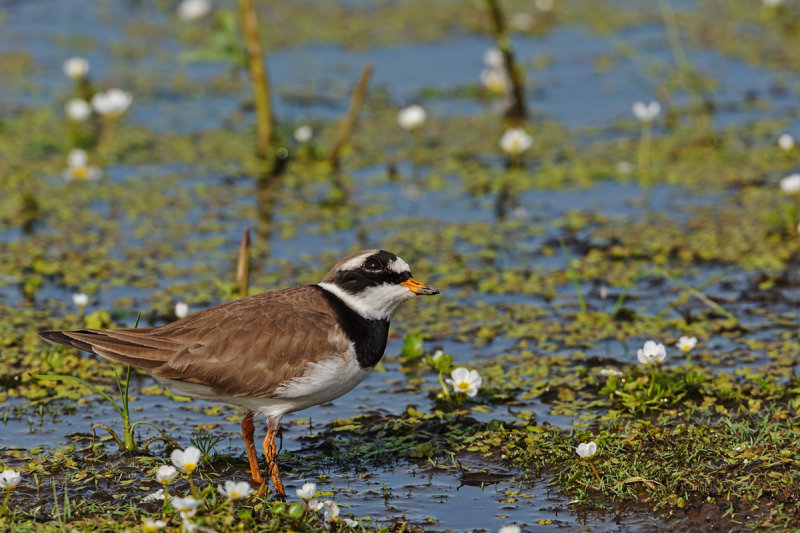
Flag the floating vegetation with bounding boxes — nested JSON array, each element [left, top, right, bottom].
[[1, 0, 800, 530]]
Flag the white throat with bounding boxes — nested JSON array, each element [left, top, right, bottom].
[[318, 282, 413, 321]]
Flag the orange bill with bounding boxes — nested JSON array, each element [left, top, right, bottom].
[[401, 277, 440, 295]]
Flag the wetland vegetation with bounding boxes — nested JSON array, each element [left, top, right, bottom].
[[2, 0, 800, 531]]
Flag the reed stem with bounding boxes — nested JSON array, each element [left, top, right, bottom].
[[327, 63, 373, 167], [238, 0, 274, 157]]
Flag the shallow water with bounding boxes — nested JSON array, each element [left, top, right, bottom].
[[2, 0, 800, 530]]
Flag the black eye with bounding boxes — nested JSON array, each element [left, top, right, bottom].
[[364, 258, 383, 271]]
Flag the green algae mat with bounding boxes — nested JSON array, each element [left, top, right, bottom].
[[2, 0, 800, 531]]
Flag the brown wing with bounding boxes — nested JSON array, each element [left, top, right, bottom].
[[39, 286, 351, 398]]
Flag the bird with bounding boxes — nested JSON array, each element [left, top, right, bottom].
[[39, 249, 439, 497]]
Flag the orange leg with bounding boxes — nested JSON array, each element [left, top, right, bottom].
[[241, 410, 263, 486], [262, 421, 285, 498]]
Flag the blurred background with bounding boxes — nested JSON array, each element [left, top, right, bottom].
[[1, 0, 800, 530]]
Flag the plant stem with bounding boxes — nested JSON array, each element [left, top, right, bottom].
[[638, 119, 652, 193], [438, 371, 451, 401], [2, 489, 10, 515], [162, 484, 170, 519], [327, 63, 373, 167], [188, 473, 197, 498], [238, 0, 273, 158], [648, 363, 657, 397], [484, 0, 526, 122], [587, 459, 602, 486]]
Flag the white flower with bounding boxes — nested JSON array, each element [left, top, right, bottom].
[[576, 441, 597, 458], [780, 174, 800, 195], [762, 0, 785, 6], [175, 302, 189, 319], [483, 48, 504, 69], [156, 465, 178, 484], [676, 336, 697, 352], [182, 520, 218, 533], [397, 105, 426, 131], [498, 526, 521, 533], [296, 482, 316, 501], [617, 161, 633, 175], [0, 469, 21, 490], [64, 149, 102, 182], [778, 134, 795, 151], [171, 446, 202, 474], [141, 488, 165, 503], [171, 495, 200, 514], [65, 99, 91, 122], [142, 518, 167, 532], [72, 292, 89, 307], [535, 0, 554, 11], [632, 100, 661, 122], [218, 480, 252, 500], [445, 367, 482, 397], [294, 125, 313, 143], [600, 368, 622, 377], [499, 128, 533, 155], [323, 500, 340, 523], [637, 340, 667, 365], [91, 88, 133, 117], [308, 498, 325, 511], [343, 518, 359, 528], [177, 0, 212, 21], [63, 57, 89, 79], [480, 68, 509, 94]]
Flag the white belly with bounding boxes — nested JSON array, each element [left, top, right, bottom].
[[153, 351, 371, 424]]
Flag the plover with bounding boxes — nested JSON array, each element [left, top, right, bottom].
[[39, 249, 439, 497]]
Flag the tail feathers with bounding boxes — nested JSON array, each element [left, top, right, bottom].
[[39, 329, 172, 370]]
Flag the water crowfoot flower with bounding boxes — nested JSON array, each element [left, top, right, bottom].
[[65, 99, 91, 122], [575, 441, 602, 485], [498, 526, 521, 533], [171, 495, 200, 517], [445, 367, 482, 397], [72, 292, 89, 308], [155, 464, 177, 510], [676, 336, 697, 352], [778, 134, 795, 151], [779, 174, 800, 195], [177, 0, 212, 21], [92, 88, 133, 117], [632, 101, 661, 122], [156, 465, 177, 485], [175, 302, 189, 319], [480, 68, 509, 95], [171, 445, 202, 496], [637, 340, 666, 365], [217, 480, 252, 500], [397, 105, 426, 131], [142, 518, 167, 532], [64, 149, 102, 182], [171, 446, 201, 474], [63, 57, 89, 79], [322, 500, 340, 527], [499, 128, 533, 156], [296, 482, 316, 501], [483, 48, 504, 69], [600, 368, 622, 377], [294, 125, 313, 143], [576, 442, 596, 458], [0, 469, 21, 515]]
